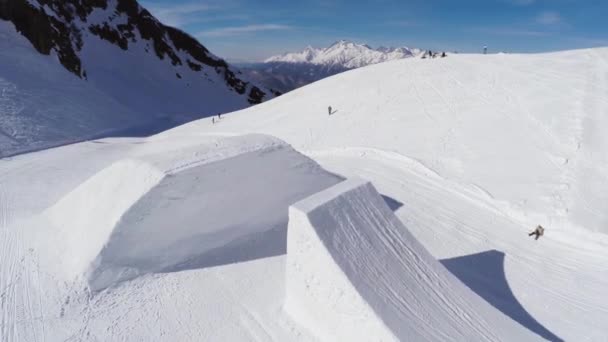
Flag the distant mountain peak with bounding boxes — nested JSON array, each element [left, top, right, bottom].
[[265, 40, 420, 68]]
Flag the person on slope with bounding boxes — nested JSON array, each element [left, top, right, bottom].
[[328, 106, 332, 115], [528, 225, 545, 240]]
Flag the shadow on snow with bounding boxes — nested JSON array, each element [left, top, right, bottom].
[[163, 194, 403, 273], [440, 250, 563, 341], [155, 196, 561, 342]]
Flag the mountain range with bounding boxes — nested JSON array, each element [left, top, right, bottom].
[[266, 40, 421, 68], [239, 41, 421, 93]]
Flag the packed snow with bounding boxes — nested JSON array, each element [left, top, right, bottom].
[[40, 134, 341, 291], [286, 178, 539, 341], [2, 47, 608, 341]]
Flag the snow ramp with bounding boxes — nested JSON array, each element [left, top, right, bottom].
[[41, 134, 342, 291], [285, 178, 540, 341]]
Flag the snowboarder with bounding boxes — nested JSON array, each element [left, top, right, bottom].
[[218, 113, 222, 120], [483, 46, 488, 55], [528, 225, 545, 240], [441, 52, 447, 58], [212, 117, 216, 124], [328, 106, 332, 115]]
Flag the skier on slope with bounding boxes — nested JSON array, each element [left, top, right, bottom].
[[528, 225, 545, 240], [328, 106, 332, 115]]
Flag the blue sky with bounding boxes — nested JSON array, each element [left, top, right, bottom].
[[139, 0, 608, 62]]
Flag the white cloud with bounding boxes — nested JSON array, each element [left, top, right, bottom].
[[537, 11, 561, 25], [197, 24, 292, 37], [142, 2, 213, 27]]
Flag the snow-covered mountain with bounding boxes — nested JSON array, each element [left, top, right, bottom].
[[0, 0, 272, 157], [2, 48, 608, 341], [240, 40, 421, 93], [266, 40, 421, 68]]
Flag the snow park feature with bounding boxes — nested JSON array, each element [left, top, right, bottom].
[[285, 178, 539, 341], [2, 1, 608, 339], [3, 47, 608, 341], [38, 134, 342, 291]]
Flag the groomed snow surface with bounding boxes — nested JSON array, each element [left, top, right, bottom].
[[286, 178, 538, 341], [2, 47, 608, 341]]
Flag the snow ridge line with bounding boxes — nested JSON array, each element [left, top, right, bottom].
[[304, 146, 507, 212], [159, 136, 283, 175]]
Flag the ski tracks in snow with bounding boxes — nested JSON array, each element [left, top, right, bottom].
[[0, 187, 48, 342], [0, 184, 10, 231]]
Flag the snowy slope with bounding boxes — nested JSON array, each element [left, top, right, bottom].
[[1, 48, 608, 341], [265, 40, 420, 68], [286, 178, 539, 341], [159, 48, 608, 339], [0, 0, 270, 158], [174, 48, 608, 235], [0, 21, 141, 156]]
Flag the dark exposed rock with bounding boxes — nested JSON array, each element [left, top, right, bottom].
[[187, 60, 202, 72], [167, 26, 222, 68], [0, 0, 85, 77], [89, 23, 129, 50], [247, 86, 266, 105]]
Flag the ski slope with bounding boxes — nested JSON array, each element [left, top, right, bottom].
[[286, 178, 538, 341], [1, 48, 608, 341], [168, 47, 608, 235]]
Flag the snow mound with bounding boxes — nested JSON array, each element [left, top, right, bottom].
[[285, 178, 540, 341], [42, 134, 342, 291]]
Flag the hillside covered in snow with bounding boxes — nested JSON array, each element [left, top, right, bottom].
[[1, 46, 608, 341], [0, 0, 272, 157]]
